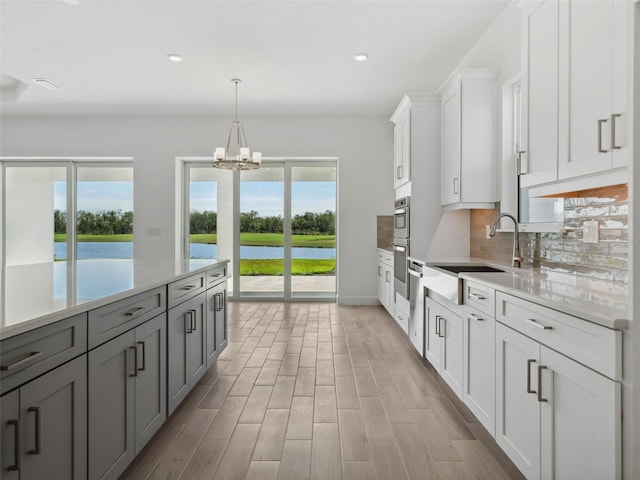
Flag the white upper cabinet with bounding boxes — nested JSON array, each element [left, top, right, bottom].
[[393, 107, 411, 189], [438, 69, 499, 209], [521, 0, 629, 189]]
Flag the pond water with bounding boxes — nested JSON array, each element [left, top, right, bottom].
[[54, 242, 336, 260]]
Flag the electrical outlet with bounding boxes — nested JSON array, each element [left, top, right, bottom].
[[582, 220, 600, 244], [486, 225, 492, 239]]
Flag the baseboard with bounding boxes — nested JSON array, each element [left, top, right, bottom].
[[337, 296, 380, 306]]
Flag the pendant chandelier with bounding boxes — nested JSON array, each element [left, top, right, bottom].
[[212, 78, 262, 170]]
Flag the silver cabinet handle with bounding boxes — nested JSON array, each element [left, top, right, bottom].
[[215, 293, 224, 312], [468, 313, 484, 322], [516, 150, 527, 175], [397, 165, 403, 180], [385, 271, 391, 283], [453, 177, 459, 195], [27, 407, 41, 455], [7, 419, 20, 471], [434, 315, 440, 336], [611, 113, 622, 149], [179, 285, 197, 291], [527, 318, 552, 330], [438, 317, 446, 338], [537, 365, 548, 402], [129, 346, 138, 377], [137, 341, 146, 371], [378, 266, 382, 277], [468, 292, 487, 301], [1, 351, 43, 371], [527, 359, 537, 394], [190, 309, 197, 331], [124, 306, 145, 317], [598, 119, 609, 153], [185, 311, 193, 334]]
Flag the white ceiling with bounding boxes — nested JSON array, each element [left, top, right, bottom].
[[0, 0, 510, 116]]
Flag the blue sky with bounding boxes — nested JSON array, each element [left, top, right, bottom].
[[54, 180, 335, 217], [191, 181, 335, 217], [55, 182, 134, 212]]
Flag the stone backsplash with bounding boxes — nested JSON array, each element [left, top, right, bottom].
[[470, 184, 629, 284]]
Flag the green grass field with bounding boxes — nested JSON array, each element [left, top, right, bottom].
[[56, 233, 335, 248], [241, 259, 335, 276]]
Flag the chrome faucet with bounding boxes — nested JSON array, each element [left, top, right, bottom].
[[489, 213, 524, 268]]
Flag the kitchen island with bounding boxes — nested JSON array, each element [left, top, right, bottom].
[[0, 258, 229, 480]]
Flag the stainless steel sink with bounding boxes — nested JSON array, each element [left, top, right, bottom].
[[423, 264, 504, 304]]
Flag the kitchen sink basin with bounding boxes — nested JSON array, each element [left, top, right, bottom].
[[434, 265, 504, 274], [423, 263, 505, 304]]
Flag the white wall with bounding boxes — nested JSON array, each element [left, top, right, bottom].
[[0, 114, 394, 304]]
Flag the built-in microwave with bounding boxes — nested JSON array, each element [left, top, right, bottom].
[[394, 197, 410, 239]]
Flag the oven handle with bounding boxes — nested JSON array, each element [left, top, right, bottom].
[[394, 246, 407, 252], [408, 269, 422, 278], [394, 208, 407, 215]]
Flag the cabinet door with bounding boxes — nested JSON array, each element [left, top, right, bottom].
[[441, 87, 461, 205], [463, 310, 495, 436], [520, 0, 559, 187], [424, 299, 442, 372], [439, 305, 464, 398], [21, 354, 87, 480], [560, 0, 614, 179], [1, 389, 20, 480], [539, 346, 620, 480], [393, 122, 404, 188], [393, 114, 410, 188], [134, 315, 166, 454], [188, 294, 207, 387], [167, 302, 190, 414], [384, 266, 393, 315], [214, 285, 228, 355], [495, 323, 541, 480], [89, 332, 135, 480], [206, 288, 219, 368], [376, 260, 385, 307]]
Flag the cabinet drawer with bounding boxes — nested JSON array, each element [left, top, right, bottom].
[[377, 250, 393, 267], [463, 281, 495, 317], [1, 314, 87, 394], [88, 287, 166, 349], [168, 273, 206, 309], [496, 292, 621, 380], [206, 266, 226, 288]]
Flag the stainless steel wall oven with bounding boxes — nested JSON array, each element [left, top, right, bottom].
[[393, 196, 410, 300]]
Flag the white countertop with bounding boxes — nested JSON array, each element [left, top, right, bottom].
[[460, 269, 629, 330], [1, 258, 229, 340]]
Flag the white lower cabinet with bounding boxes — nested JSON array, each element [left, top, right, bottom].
[[1, 355, 87, 480], [425, 298, 464, 398], [88, 313, 166, 480], [496, 322, 620, 480], [463, 306, 495, 437], [376, 250, 394, 316]]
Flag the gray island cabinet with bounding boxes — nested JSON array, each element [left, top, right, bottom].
[[0, 259, 229, 480]]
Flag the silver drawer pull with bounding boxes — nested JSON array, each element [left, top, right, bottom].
[[1, 351, 44, 371], [468, 313, 484, 322], [124, 306, 145, 317], [468, 293, 487, 301], [527, 318, 553, 330], [179, 285, 197, 291]]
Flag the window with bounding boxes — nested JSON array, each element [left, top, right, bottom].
[[2, 159, 134, 267], [183, 158, 337, 301]]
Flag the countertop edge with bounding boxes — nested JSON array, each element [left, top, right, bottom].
[[1, 259, 230, 341], [459, 271, 629, 331]]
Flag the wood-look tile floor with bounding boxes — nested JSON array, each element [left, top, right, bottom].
[[120, 303, 523, 480]]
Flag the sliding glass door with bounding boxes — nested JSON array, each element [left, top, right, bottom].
[[184, 159, 337, 301]]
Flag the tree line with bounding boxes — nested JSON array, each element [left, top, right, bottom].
[[54, 210, 133, 235], [54, 209, 335, 236], [191, 210, 335, 235]]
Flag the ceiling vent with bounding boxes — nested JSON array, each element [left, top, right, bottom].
[[30, 78, 63, 91]]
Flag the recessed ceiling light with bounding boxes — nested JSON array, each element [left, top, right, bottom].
[[30, 78, 63, 91], [354, 53, 369, 62], [167, 54, 182, 62]]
